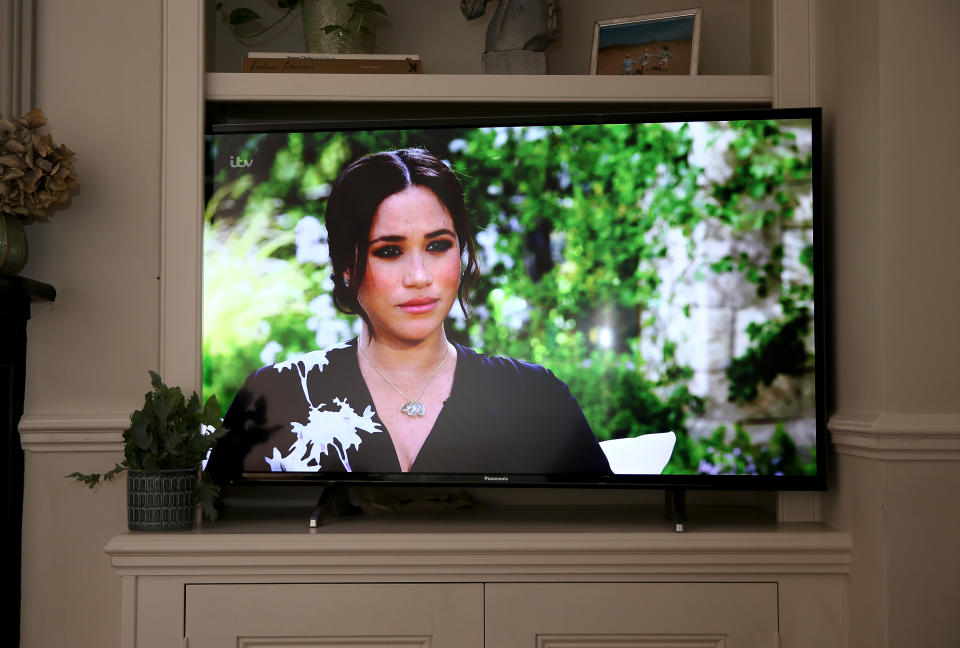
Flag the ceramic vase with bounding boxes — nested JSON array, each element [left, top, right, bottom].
[[302, 0, 375, 54], [0, 213, 28, 275]]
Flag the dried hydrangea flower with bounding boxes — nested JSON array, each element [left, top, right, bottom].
[[0, 109, 79, 224]]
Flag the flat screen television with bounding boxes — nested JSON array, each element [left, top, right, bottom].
[[202, 106, 826, 493]]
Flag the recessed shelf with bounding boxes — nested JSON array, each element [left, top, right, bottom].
[[206, 73, 772, 104]]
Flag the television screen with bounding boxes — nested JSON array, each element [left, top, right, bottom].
[[202, 107, 824, 489]]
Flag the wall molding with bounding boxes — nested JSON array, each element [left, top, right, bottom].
[[21, 410, 960, 461], [0, 0, 34, 116], [829, 411, 960, 461], [159, 0, 205, 391], [19, 413, 125, 452], [772, 0, 814, 108]]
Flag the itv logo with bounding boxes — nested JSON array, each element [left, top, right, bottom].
[[229, 155, 253, 168]]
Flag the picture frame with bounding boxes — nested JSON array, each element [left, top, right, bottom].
[[590, 8, 703, 76]]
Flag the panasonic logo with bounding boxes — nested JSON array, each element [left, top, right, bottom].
[[483, 476, 509, 481]]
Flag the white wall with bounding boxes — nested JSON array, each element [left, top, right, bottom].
[[817, 0, 960, 645], [18, 1, 162, 646]]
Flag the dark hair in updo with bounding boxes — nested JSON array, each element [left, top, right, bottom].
[[323, 148, 480, 335]]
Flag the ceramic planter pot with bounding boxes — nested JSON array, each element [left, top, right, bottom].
[[127, 468, 197, 531], [0, 213, 28, 275], [302, 0, 375, 54]]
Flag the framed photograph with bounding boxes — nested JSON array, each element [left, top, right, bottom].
[[590, 8, 703, 76]]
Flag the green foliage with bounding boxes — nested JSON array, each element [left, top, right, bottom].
[[217, 0, 302, 43], [226, 7, 262, 25], [216, 0, 386, 41], [560, 349, 704, 442], [124, 371, 226, 471], [726, 309, 811, 403], [68, 372, 229, 520], [203, 208, 324, 415], [666, 423, 816, 476], [702, 118, 815, 404]]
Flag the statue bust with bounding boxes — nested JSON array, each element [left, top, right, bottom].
[[460, 0, 560, 74]]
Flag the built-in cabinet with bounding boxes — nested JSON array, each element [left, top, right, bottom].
[[110, 2, 843, 647], [107, 508, 848, 648], [186, 583, 485, 646], [184, 582, 783, 647]]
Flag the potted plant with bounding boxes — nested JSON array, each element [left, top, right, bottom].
[[0, 109, 78, 275], [217, 0, 387, 54], [305, 0, 387, 53], [69, 371, 227, 531]]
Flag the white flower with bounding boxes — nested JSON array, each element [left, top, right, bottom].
[[267, 398, 382, 472], [273, 340, 350, 378], [295, 216, 329, 265], [260, 340, 283, 365], [303, 183, 330, 200], [306, 295, 351, 348], [523, 126, 548, 141]]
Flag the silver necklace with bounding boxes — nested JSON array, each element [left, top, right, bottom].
[[359, 343, 449, 417]]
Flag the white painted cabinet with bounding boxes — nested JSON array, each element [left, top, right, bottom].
[[185, 583, 484, 647], [106, 510, 849, 648], [485, 582, 779, 647], [183, 581, 781, 648]]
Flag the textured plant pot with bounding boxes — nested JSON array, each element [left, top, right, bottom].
[[302, 0, 375, 53], [0, 213, 28, 275], [127, 469, 197, 531]]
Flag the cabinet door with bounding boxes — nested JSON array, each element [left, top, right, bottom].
[[185, 583, 483, 648], [486, 582, 778, 647]]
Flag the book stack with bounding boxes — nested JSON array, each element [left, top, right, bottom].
[[242, 52, 422, 74]]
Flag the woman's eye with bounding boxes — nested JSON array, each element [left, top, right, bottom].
[[372, 245, 402, 259], [427, 239, 454, 253]]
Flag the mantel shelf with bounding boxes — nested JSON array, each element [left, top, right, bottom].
[[206, 73, 773, 104]]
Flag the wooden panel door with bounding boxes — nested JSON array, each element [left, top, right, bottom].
[[485, 582, 779, 648], [185, 583, 483, 648]]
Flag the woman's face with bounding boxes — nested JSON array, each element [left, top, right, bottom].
[[356, 185, 461, 346]]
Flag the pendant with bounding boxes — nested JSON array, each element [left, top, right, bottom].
[[401, 401, 426, 417]]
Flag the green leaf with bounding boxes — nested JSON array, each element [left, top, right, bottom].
[[196, 481, 222, 521], [66, 472, 102, 488], [103, 463, 126, 482], [799, 245, 815, 273], [202, 395, 225, 428], [128, 412, 153, 451], [349, 0, 387, 14], [228, 8, 261, 25]]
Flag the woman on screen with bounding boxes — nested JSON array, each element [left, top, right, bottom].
[[205, 148, 610, 481]]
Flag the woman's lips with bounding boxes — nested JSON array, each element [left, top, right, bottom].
[[399, 298, 438, 314]]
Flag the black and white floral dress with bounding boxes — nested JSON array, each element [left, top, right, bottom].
[[204, 339, 611, 483]]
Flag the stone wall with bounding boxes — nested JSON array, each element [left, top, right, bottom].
[[640, 122, 816, 446]]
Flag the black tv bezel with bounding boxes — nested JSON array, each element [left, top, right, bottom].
[[204, 105, 827, 492]]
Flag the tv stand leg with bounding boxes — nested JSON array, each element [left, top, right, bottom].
[[665, 487, 686, 533], [308, 482, 360, 528], [309, 483, 333, 528]]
